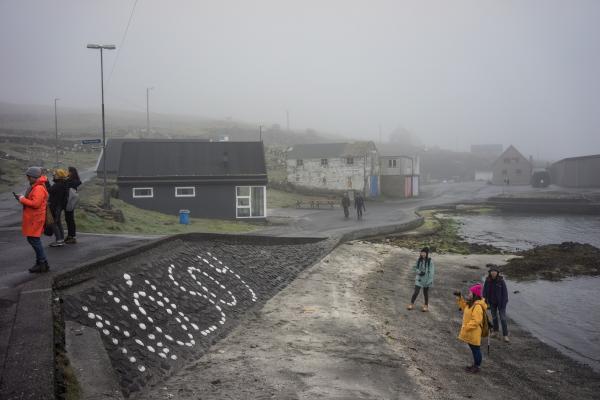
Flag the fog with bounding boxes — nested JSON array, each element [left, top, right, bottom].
[[1, 0, 600, 159]]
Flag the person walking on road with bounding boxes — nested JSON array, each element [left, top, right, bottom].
[[454, 283, 487, 373], [14, 166, 50, 273], [407, 247, 435, 312], [47, 168, 69, 247], [354, 192, 366, 220], [64, 166, 81, 244], [341, 193, 351, 219], [483, 265, 510, 342]]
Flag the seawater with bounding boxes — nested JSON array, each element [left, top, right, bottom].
[[456, 213, 600, 251], [455, 212, 600, 371]]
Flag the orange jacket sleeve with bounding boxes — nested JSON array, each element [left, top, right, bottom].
[[19, 187, 45, 209]]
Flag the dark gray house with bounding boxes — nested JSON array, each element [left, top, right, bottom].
[[117, 141, 268, 219]]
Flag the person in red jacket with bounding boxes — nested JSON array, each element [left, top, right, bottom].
[[15, 166, 50, 273]]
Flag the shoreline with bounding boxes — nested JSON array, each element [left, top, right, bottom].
[[142, 242, 600, 400]]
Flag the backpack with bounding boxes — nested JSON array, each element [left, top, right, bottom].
[[66, 188, 80, 212], [477, 304, 492, 338]]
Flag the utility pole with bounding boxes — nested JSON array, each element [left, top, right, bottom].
[[146, 87, 154, 136], [54, 98, 60, 168], [87, 43, 116, 209], [259, 125, 263, 142]]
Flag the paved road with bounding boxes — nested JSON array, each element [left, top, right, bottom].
[[262, 181, 517, 237], [0, 228, 155, 289]]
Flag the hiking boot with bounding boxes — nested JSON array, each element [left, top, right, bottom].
[[467, 366, 480, 374], [29, 261, 49, 273], [465, 365, 475, 372], [50, 240, 65, 247], [503, 336, 510, 343], [407, 304, 414, 310], [64, 236, 77, 244], [421, 305, 429, 312]]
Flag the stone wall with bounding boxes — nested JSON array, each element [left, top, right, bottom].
[[286, 155, 378, 192], [60, 236, 334, 398]]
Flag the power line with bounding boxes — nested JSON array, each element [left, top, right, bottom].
[[106, 0, 139, 88]]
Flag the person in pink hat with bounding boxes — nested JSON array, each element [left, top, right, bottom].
[[454, 283, 488, 373]]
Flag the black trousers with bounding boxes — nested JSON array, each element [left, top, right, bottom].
[[411, 285, 429, 305], [51, 207, 64, 241], [65, 210, 76, 237]]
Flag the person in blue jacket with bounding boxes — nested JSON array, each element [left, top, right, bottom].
[[483, 265, 510, 342], [407, 247, 435, 312]]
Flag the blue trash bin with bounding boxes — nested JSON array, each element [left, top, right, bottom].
[[179, 209, 190, 225]]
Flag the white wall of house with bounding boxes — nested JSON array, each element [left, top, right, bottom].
[[287, 155, 378, 191], [492, 146, 532, 185], [380, 156, 420, 176]]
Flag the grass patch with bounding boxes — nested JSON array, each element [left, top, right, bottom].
[[0, 140, 99, 192], [373, 208, 503, 255], [75, 180, 256, 235]]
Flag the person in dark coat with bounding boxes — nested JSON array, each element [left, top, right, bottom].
[[64, 166, 81, 244], [354, 192, 366, 220], [47, 169, 69, 247], [341, 193, 351, 218], [483, 265, 509, 342]]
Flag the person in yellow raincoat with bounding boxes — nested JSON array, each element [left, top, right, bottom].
[[454, 283, 487, 373]]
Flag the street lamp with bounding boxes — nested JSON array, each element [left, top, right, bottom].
[[87, 43, 116, 208], [54, 98, 60, 169], [146, 86, 154, 136]]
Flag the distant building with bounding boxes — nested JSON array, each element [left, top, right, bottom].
[[471, 144, 503, 158], [474, 171, 493, 182], [378, 147, 420, 198], [96, 138, 210, 178], [286, 142, 380, 196], [549, 154, 600, 188], [117, 141, 268, 219], [491, 145, 532, 185]]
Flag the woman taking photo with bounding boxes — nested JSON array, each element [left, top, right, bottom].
[[454, 283, 488, 373]]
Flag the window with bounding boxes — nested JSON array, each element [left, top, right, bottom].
[[346, 157, 354, 165], [388, 159, 397, 168], [295, 175, 300, 182], [504, 158, 511, 164], [236, 186, 266, 218], [296, 159, 303, 167], [175, 187, 195, 197], [321, 158, 328, 167], [132, 187, 153, 198], [322, 177, 327, 185]]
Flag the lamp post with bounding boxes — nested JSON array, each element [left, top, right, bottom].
[[87, 43, 116, 209], [146, 86, 154, 136], [54, 98, 60, 169], [259, 125, 263, 142]]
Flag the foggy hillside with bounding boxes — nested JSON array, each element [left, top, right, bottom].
[[0, 101, 344, 146]]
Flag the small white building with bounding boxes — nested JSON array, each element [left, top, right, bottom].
[[378, 149, 420, 198], [286, 142, 380, 196], [491, 145, 532, 185]]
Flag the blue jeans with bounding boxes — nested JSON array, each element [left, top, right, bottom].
[[469, 344, 482, 367], [490, 304, 509, 336], [27, 236, 47, 264]]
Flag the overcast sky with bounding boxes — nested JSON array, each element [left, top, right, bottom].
[[1, 0, 600, 159]]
